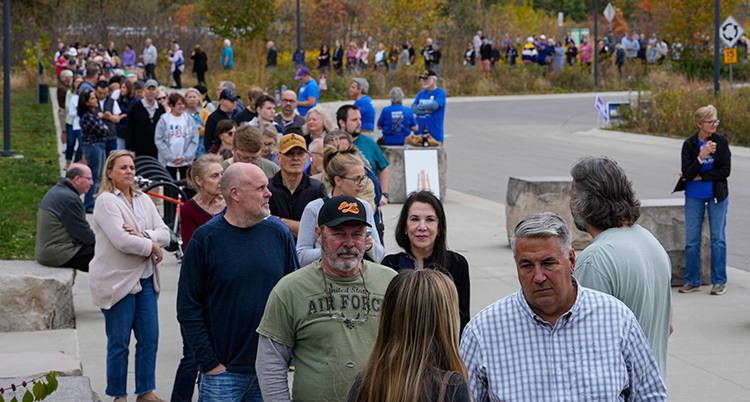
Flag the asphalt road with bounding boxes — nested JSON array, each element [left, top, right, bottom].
[[432, 92, 750, 273]]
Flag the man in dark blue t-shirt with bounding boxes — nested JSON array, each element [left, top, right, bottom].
[[177, 163, 298, 401]]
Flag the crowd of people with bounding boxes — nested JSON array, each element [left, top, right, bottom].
[[36, 34, 732, 402]]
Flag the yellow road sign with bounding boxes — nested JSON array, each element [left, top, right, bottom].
[[725, 48, 738, 64]]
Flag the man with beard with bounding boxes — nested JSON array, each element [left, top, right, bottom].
[[569, 157, 672, 379], [256, 195, 397, 402], [177, 163, 298, 401], [274, 90, 306, 135]]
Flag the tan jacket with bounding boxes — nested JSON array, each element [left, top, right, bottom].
[[89, 191, 170, 309]]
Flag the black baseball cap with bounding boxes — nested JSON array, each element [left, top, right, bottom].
[[318, 195, 371, 228], [418, 69, 437, 79], [219, 88, 240, 101]]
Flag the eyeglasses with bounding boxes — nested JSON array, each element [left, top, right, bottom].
[[157, 97, 167, 101], [340, 175, 369, 185], [281, 99, 296, 103], [78, 176, 93, 182], [226, 130, 236, 136], [263, 142, 277, 148], [704, 119, 720, 126], [321, 269, 369, 328]]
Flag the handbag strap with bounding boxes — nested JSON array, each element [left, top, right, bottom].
[[383, 105, 405, 140], [436, 371, 455, 402]]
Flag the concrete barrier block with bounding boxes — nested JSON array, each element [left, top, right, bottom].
[[0, 352, 82, 378], [639, 198, 712, 286], [380, 146, 447, 203], [0, 261, 76, 332], [505, 176, 592, 249]]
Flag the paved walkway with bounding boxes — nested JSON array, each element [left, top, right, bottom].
[[37, 92, 750, 399]]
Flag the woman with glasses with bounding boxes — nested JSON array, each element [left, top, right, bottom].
[[156, 89, 170, 114], [206, 120, 236, 155], [260, 123, 279, 165], [297, 146, 384, 266], [154, 93, 199, 182], [674, 105, 731, 295], [346, 269, 470, 402], [381, 191, 471, 333]]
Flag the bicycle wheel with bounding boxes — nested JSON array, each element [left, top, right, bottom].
[[141, 181, 187, 252]]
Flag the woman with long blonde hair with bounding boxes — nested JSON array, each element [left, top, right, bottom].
[[347, 269, 470, 402]]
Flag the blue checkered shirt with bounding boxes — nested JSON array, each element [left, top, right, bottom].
[[80, 112, 109, 146], [459, 282, 667, 402]]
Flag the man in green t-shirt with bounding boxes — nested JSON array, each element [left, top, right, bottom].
[[256, 195, 397, 402]]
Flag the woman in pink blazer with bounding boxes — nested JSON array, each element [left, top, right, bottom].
[[89, 150, 170, 402]]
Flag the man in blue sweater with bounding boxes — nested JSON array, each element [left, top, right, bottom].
[[177, 162, 298, 402]]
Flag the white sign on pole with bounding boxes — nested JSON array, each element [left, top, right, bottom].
[[404, 149, 441, 199], [595, 95, 609, 123], [558, 12, 564, 27], [603, 3, 616, 23], [721, 15, 745, 48]]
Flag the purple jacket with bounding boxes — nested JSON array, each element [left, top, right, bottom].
[[122, 49, 136, 67]]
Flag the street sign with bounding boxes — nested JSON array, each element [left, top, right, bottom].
[[558, 12, 564, 27], [603, 3, 616, 23], [724, 48, 738, 64], [595, 95, 609, 124], [720, 15, 744, 48]]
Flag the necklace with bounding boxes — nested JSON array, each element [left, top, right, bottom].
[[320, 267, 370, 329]]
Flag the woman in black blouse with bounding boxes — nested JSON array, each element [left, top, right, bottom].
[[381, 190, 471, 332], [318, 44, 331, 73]]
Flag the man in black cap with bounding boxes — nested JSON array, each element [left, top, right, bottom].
[[256, 195, 397, 402], [126, 78, 165, 158], [204, 88, 239, 151]]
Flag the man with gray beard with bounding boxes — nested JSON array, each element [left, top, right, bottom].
[[256, 195, 396, 402]]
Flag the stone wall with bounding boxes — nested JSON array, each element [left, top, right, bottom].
[[0, 261, 76, 332], [505, 176, 592, 249]]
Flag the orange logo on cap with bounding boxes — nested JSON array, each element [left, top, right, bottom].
[[338, 201, 359, 214]]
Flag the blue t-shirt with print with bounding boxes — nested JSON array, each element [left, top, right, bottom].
[[377, 104, 417, 145], [297, 79, 319, 117], [412, 87, 446, 142], [354, 95, 376, 131], [685, 139, 714, 199], [222, 46, 233, 67]]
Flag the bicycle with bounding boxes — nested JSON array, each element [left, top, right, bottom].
[[135, 175, 187, 262]]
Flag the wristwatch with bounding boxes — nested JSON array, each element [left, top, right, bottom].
[[143, 231, 150, 239], [382, 193, 390, 199]]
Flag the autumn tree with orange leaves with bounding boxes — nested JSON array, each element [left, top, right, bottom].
[[639, 0, 741, 44]]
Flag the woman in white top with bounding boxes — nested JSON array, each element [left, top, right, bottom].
[[89, 150, 171, 402], [65, 75, 85, 169], [297, 145, 384, 266], [154, 93, 199, 181]]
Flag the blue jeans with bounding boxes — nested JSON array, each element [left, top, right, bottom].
[[171, 325, 198, 401], [195, 141, 206, 159], [65, 124, 83, 162], [106, 139, 118, 155], [83, 142, 106, 211], [117, 137, 127, 150], [684, 196, 728, 286], [198, 371, 263, 402], [101, 277, 159, 397]]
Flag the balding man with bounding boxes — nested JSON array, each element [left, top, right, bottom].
[[274, 90, 306, 135], [35, 164, 96, 271], [178, 163, 298, 402]]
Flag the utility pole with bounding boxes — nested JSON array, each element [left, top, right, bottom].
[[714, 0, 721, 95], [594, 0, 599, 89], [1, 0, 14, 157]]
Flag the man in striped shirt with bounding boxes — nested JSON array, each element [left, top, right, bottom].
[[460, 212, 667, 402]]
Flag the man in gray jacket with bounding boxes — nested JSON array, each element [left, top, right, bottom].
[[141, 38, 157, 80], [35, 164, 96, 271]]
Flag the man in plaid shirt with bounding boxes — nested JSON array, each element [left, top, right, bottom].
[[460, 212, 667, 402]]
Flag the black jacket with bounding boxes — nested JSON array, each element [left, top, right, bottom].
[[673, 132, 730, 202], [126, 100, 165, 158], [191, 51, 208, 73]]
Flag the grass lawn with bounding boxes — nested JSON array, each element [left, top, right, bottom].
[[0, 88, 59, 259]]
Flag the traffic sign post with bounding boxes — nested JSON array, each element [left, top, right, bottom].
[[720, 16, 744, 48], [720, 16, 745, 90], [603, 3, 616, 31]]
